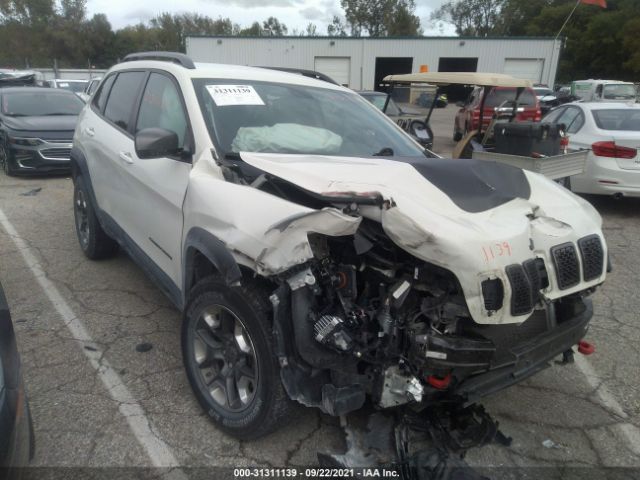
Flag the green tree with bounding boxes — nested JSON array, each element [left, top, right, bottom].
[[327, 15, 347, 36], [238, 21, 261, 36], [388, 1, 422, 36], [340, 0, 421, 36], [261, 16, 287, 36], [305, 22, 318, 36], [431, 0, 506, 37]]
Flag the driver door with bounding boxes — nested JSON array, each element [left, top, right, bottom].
[[118, 72, 193, 287]]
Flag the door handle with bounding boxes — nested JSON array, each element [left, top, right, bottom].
[[84, 127, 95, 137], [118, 151, 134, 164]]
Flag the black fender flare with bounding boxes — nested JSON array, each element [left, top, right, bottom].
[[182, 227, 243, 298]]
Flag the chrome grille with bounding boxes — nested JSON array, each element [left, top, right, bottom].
[[40, 148, 71, 160]]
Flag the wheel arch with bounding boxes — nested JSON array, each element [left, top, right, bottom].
[[182, 227, 243, 301]]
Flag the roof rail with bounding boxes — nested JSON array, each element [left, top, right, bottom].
[[257, 67, 340, 85], [122, 51, 196, 69]]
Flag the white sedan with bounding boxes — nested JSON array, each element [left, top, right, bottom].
[[543, 102, 640, 197]]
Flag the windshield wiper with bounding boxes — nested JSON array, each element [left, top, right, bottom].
[[373, 147, 394, 157], [42, 112, 74, 116], [4, 113, 28, 117]]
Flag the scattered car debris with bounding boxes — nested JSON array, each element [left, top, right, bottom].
[[19, 188, 42, 197], [135, 342, 153, 353], [542, 439, 561, 449], [321, 403, 510, 480]]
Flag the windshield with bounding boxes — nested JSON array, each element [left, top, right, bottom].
[[194, 80, 423, 158], [592, 109, 640, 131], [603, 84, 636, 100], [1, 90, 84, 116], [360, 93, 401, 116], [56, 80, 88, 93], [484, 88, 537, 108]]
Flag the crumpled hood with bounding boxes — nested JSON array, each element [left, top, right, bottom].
[[240, 153, 532, 215], [241, 152, 606, 325]]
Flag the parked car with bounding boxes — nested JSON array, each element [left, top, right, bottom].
[[72, 52, 607, 441], [0, 87, 83, 175], [45, 79, 88, 95], [571, 80, 636, 103], [0, 70, 44, 88], [543, 102, 640, 197], [358, 91, 433, 148], [454, 86, 541, 141], [77, 77, 102, 103], [1, 281, 34, 478]]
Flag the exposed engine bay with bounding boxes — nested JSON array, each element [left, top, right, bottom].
[[269, 223, 594, 417]]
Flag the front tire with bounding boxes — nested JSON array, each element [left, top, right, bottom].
[[0, 140, 15, 176], [73, 175, 118, 259], [182, 276, 293, 440]]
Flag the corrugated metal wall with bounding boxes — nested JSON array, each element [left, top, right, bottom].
[[186, 36, 561, 89]]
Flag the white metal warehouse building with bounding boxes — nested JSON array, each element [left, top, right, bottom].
[[186, 36, 562, 91]]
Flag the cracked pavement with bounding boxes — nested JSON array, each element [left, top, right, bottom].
[[0, 106, 638, 476]]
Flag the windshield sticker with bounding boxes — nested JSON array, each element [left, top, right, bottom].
[[206, 85, 265, 106]]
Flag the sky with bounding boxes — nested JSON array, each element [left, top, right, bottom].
[[87, 0, 456, 35]]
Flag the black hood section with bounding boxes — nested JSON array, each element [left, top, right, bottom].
[[399, 157, 532, 213], [1, 114, 77, 133]]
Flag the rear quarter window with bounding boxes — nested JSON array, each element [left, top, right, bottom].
[[92, 74, 116, 112]]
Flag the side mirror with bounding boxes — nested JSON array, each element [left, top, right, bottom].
[[135, 127, 179, 159], [456, 101, 465, 108]]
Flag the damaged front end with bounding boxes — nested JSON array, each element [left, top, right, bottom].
[[211, 152, 607, 418]]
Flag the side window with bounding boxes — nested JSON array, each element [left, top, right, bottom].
[[556, 107, 581, 133], [92, 74, 116, 112], [104, 71, 146, 132], [566, 108, 585, 134], [88, 80, 99, 95], [542, 107, 565, 124], [136, 73, 189, 148]]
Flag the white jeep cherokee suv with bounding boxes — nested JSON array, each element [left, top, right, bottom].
[[71, 52, 608, 440]]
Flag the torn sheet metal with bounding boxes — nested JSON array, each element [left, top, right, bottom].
[[184, 165, 360, 276]]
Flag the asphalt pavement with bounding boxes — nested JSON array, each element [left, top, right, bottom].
[[0, 105, 638, 478]]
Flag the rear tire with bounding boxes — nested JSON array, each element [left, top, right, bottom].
[[182, 276, 293, 440], [73, 175, 118, 259]]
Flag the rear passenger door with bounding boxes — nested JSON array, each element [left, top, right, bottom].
[[122, 72, 193, 285]]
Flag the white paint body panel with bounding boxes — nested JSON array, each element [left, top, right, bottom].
[[239, 152, 606, 325]]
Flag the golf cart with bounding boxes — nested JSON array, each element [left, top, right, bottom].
[[382, 72, 588, 183]]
